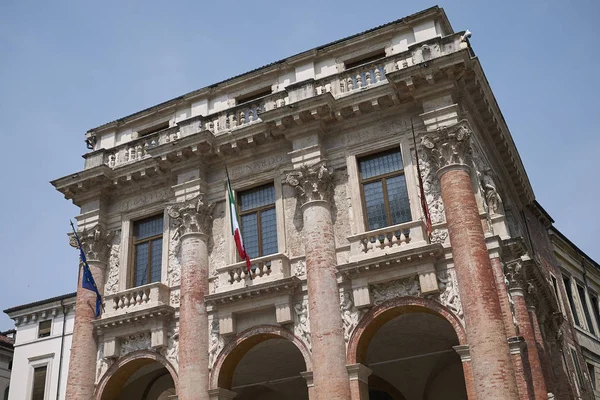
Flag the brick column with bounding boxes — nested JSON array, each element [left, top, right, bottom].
[[422, 121, 519, 399], [453, 345, 477, 399], [347, 364, 372, 400], [168, 195, 214, 400], [66, 226, 113, 400], [505, 259, 549, 400], [287, 162, 351, 400]]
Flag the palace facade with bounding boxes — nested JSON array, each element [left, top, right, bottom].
[[50, 6, 598, 400]]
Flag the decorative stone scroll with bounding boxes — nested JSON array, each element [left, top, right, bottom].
[[69, 225, 115, 263], [421, 121, 473, 174], [285, 161, 334, 205], [167, 194, 215, 239], [430, 229, 448, 244], [340, 291, 364, 343], [293, 299, 311, 350], [105, 231, 121, 295], [120, 332, 152, 357]]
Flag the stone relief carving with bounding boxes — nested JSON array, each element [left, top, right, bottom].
[[421, 121, 473, 173], [105, 231, 121, 295], [430, 228, 448, 244], [294, 260, 306, 278], [371, 276, 421, 305], [69, 225, 115, 262], [434, 269, 463, 322], [168, 217, 181, 287], [504, 259, 525, 290], [160, 326, 179, 368], [415, 151, 445, 224], [286, 161, 334, 205], [208, 318, 227, 369], [340, 291, 364, 343], [478, 169, 503, 216], [167, 194, 215, 238], [120, 332, 151, 357], [169, 289, 180, 308], [96, 342, 113, 383], [293, 300, 311, 350]]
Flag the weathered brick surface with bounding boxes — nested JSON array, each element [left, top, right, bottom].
[[302, 201, 351, 400], [66, 261, 105, 400], [490, 257, 518, 338], [439, 167, 519, 399], [178, 233, 210, 400]]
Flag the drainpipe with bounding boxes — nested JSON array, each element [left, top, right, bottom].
[[56, 300, 67, 400]]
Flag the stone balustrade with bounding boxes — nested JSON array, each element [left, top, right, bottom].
[[347, 220, 428, 262], [102, 282, 171, 319], [215, 253, 291, 293], [106, 126, 180, 168], [315, 60, 388, 97]]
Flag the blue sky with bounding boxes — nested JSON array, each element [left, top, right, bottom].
[[1, 0, 598, 330]]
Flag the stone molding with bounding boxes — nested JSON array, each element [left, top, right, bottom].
[[69, 225, 115, 263], [285, 161, 334, 206], [167, 194, 215, 238], [421, 120, 473, 176]]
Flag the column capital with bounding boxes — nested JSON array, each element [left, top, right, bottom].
[[69, 225, 114, 263], [504, 259, 526, 292], [421, 120, 473, 177], [285, 161, 334, 207], [167, 194, 215, 238]]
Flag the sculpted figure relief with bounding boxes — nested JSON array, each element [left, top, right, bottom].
[[120, 332, 151, 357], [293, 300, 311, 350], [208, 319, 226, 369], [161, 326, 179, 368], [105, 231, 121, 295], [371, 276, 421, 305], [415, 150, 445, 224], [340, 291, 363, 343], [96, 343, 113, 383], [435, 269, 464, 322], [286, 161, 334, 205], [167, 217, 182, 287]]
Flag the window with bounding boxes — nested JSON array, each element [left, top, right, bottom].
[[577, 283, 596, 334], [31, 365, 47, 400], [590, 293, 600, 335], [358, 148, 412, 231], [138, 121, 169, 137], [236, 87, 272, 105], [564, 276, 581, 326], [131, 215, 163, 287], [345, 49, 386, 69], [571, 348, 585, 391], [37, 321, 51, 338], [238, 184, 278, 259], [588, 363, 596, 390]]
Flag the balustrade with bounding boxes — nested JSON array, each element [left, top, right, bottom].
[[107, 127, 180, 168], [102, 282, 171, 319], [214, 253, 290, 293]]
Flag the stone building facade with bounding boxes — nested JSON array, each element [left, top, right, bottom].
[[50, 6, 597, 400]]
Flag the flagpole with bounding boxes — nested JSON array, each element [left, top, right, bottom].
[[411, 119, 432, 242]]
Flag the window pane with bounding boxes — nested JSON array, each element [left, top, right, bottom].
[[591, 295, 600, 333], [363, 181, 387, 230], [32, 366, 47, 400], [260, 208, 278, 256], [577, 285, 595, 335], [134, 242, 149, 286], [38, 321, 51, 338], [241, 213, 259, 259], [386, 175, 412, 225], [359, 149, 402, 179], [239, 184, 275, 212], [134, 215, 163, 240], [150, 238, 163, 283], [564, 277, 580, 326]]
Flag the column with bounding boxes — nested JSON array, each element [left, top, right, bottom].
[[453, 345, 477, 399], [505, 259, 549, 400], [346, 364, 372, 400], [168, 195, 214, 400], [66, 226, 113, 400], [421, 121, 519, 399], [287, 162, 352, 400]]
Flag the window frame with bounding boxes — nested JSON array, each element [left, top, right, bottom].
[[357, 147, 412, 231], [564, 275, 581, 327], [237, 183, 278, 259], [576, 282, 596, 335], [27, 354, 53, 400], [129, 213, 164, 288]]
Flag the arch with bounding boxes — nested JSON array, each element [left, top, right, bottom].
[[347, 296, 467, 365], [95, 350, 178, 400], [210, 324, 312, 390]]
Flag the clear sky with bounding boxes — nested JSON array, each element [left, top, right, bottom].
[[1, 0, 598, 330]]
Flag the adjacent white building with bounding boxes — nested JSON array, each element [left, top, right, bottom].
[[3, 293, 76, 400], [0, 330, 14, 400]]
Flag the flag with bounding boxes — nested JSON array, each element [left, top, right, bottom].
[[70, 221, 103, 317], [226, 170, 252, 275], [411, 121, 433, 241]]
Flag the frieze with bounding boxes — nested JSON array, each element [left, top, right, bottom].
[[120, 332, 152, 357], [105, 231, 121, 295], [109, 187, 173, 214], [293, 300, 311, 351], [228, 153, 287, 180]]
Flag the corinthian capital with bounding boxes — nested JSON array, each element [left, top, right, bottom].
[[504, 259, 525, 290], [167, 194, 214, 238], [286, 161, 333, 206], [69, 225, 114, 263], [421, 120, 473, 175]]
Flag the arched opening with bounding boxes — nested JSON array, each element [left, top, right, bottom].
[[213, 326, 311, 400], [97, 352, 177, 400], [348, 299, 468, 400]]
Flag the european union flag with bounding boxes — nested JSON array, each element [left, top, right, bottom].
[[70, 221, 102, 317]]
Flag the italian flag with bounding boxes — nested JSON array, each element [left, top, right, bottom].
[[227, 171, 252, 274]]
